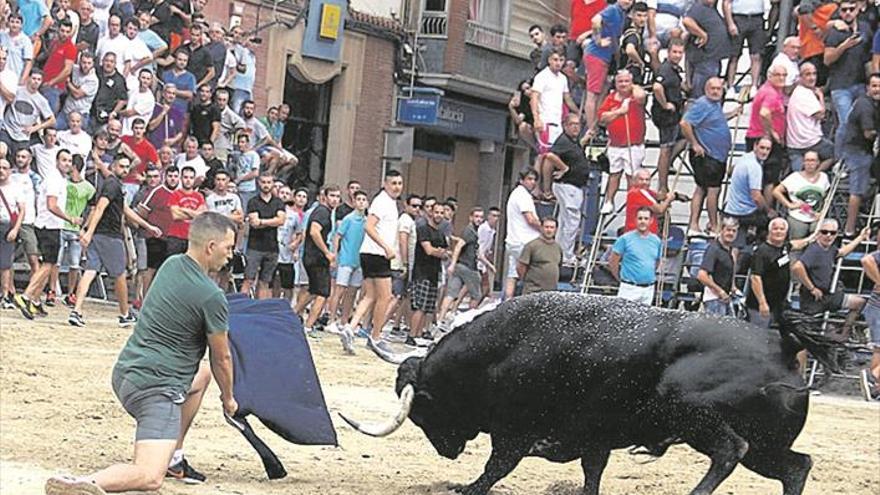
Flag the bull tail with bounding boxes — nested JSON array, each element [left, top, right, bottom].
[[776, 310, 846, 374]]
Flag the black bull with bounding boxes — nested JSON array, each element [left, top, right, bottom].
[[341, 293, 817, 495]]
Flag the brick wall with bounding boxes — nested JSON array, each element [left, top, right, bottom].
[[350, 35, 397, 192], [201, 0, 275, 111], [443, 0, 468, 74]]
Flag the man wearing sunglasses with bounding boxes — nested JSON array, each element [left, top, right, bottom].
[[791, 219, 868, 339]]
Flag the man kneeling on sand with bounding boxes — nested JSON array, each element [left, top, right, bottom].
[[45, 212, 238, 495]]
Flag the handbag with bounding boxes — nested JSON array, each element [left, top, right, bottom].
[[0, 188, 18, 226]]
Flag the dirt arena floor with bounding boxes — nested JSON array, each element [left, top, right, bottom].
[[2, 301, 879, 495]]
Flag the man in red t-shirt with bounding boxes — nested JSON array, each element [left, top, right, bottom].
[[571, 0, 608, 42], [137, 166, 180, 292], [597, 69, 647, 215], [121, 118, 159, 201], [166, 166, 207, 256], [41, 19, 78, 113], [624, 168, 681, 233]]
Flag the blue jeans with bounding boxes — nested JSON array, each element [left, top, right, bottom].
[[863, 303, 880, 347], [41, 86, 64, 114], [691, 60, 721, 100], [704, 298, 731, 316], [843, 147, 873, 197], [831, 84, 865, 159], [231, 88, 252, 113]]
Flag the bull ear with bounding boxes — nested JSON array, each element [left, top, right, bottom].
[[395, 357, 423, 395]]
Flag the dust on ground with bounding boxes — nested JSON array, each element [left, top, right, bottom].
[[1, 301, 878, 494]]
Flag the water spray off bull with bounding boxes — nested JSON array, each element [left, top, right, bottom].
[[341, 292, 823, 495]]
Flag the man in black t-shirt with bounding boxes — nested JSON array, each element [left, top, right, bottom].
[[199, 141, 226, 192], [436, 208, 485, 329], [792, 219, 867, 335], [683, 0, 732, 99], [295, 185, 341, 332], [180, 24, 216, 88], [746, 218, 812, 327], [618, 3, 655, 84], [841, 74, 880, 235], [69, 157, 161, 328], [697, 217, 738, 316], [243, 174, 286, 299], [334, 180, 360, 221], [409, 203, 449, 341], [652, 39, 687, 196], [543, 114, 590, 265], [189, 85, 221, 145]]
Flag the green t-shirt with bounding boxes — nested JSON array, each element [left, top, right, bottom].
[[114, 254, 228, 393], [518, 238, 562, 295], [64, 179, 96, 231]]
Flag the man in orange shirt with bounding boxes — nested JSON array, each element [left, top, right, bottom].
[[797, 0, 838, 87]]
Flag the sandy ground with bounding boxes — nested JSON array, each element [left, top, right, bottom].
[[1, 301, 879, 495]]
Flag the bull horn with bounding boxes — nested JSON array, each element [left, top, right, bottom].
[[338, 384, 415, 437]]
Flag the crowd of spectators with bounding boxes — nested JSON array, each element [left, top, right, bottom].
[[0, 0, 879, 420]]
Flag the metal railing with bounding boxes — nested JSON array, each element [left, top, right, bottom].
[[464, 21, 532, 57], [420, 11, 448, 37]]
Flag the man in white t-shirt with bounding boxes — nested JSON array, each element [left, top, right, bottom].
[[120, 68, 154, 135], [770, 36, 800, 90], [530, 50, 579, 198], [477, 206, 500, 303], [0, 47, 18, 119], [342, 170, 404, 357], [121, 17, 152, 90], [95, 14, 130, 73], [57, 111, 93, 159], [786, 62, 834, 172], [30, 127, 61, 179], [0, 157, 26, 309], [13, 149, 80, 319], [504, 170, 541, 299], [174, 137, 208, 184]]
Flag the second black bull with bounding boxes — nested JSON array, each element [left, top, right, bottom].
[[341, 293, 818, 495]]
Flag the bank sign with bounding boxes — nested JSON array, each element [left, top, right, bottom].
[[398, 96, 507, 142], [302, 0, 347, 62]]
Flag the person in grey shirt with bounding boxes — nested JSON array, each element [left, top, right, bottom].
[[0, 69, 55, 157], [212, 87, 245, 162], [58, 51, 99, 131]]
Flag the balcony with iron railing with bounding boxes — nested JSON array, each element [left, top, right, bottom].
[[464, 20, 532, 58], [420, 11, 448, 37]]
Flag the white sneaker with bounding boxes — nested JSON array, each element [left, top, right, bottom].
[[600, 201, 614, 215], [325, 322, 341, 335], [340, 326, 355, 355]]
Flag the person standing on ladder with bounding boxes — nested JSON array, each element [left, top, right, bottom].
[[542, 114, 591, 265]]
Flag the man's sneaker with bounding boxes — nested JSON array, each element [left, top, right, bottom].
[[32, 301, 48, 317], [859, 369, 880, 402], [599, 201, 614, 215], [324, 322, 341, 335], [13, 294, 34, 320], [166, 457, 206, 484], [405, 336, 431, 348], [45, 290, 56, 307], [421, 330, 435, 341], [367, 337, 395, 356], [68, 311, 86, 327], [1, 294, 15, 310], [356, 327, 371, 339], [118, 312, 137, 328], [45, 475, 106, 495], [63, 293, 77, 308], [340, 326, 356, 355], [305, 326, 322, 339]]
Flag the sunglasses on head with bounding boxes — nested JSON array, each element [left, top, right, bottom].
[[819, 229, 838, 235]]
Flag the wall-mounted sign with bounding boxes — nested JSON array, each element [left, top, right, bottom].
[[302, 0, 347, 62], [398, 95, 441, 125], [319, 4, 342, 40]]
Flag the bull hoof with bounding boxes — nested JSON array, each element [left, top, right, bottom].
[[452, 484, 488, 495]]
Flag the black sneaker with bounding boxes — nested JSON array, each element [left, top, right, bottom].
[[1, 294, 15, 310], [13, 294, 34, 320], [32, 301, 48, 317], [118, 312, 137, 328], [166, 457, 206, 484], [405, 336, 418, 347], [421, 331, 434, 341], [68, 311, 86, 327]]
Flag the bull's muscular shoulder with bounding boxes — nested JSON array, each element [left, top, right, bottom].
[[421, 292, 779, 386]]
